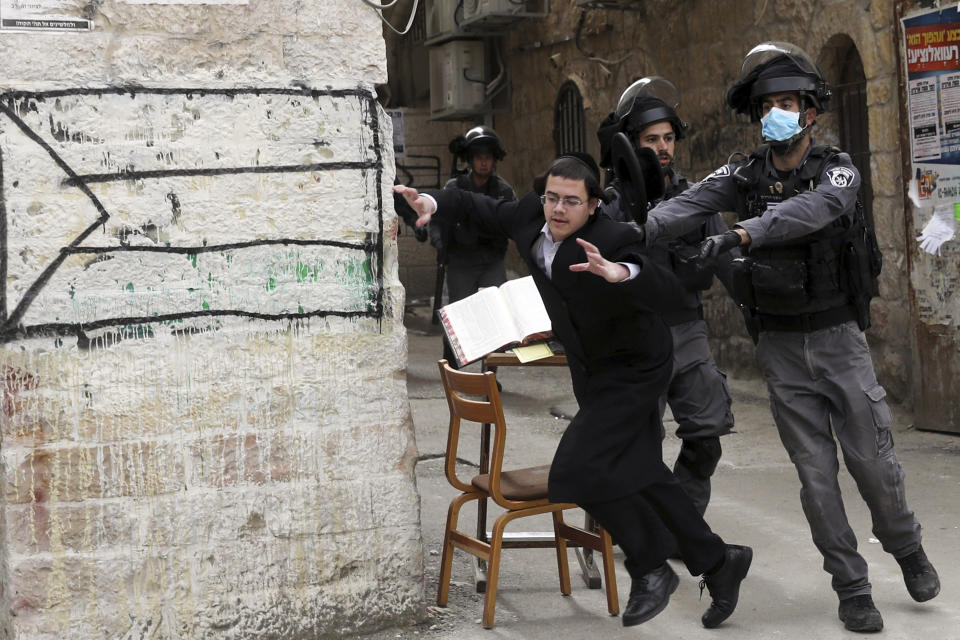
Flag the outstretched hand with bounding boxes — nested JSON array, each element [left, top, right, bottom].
[[392, 185, 437, 227], [569, 238, 630, 282]]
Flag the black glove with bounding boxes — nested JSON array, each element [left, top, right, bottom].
[[697, 230, 741, 261]]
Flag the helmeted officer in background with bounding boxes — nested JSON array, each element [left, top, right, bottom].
[[433, 125, 516, 367], [599, 76, 692, 201], [600, 76, 736, 518], [645, 41, 940, 633]]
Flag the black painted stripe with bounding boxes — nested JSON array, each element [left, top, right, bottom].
[[63, 161, 380, 186]]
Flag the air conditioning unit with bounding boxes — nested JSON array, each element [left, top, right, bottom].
[[460, 0, 549, 29], [425, 0, 463, 45], [463, 0, 519, 20], [429, 40, 487, 120]]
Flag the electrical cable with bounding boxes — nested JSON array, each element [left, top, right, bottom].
[[485, 39, 506, 97], [361, 0, 400, 8], [574, 9, 633, 66], [364, 0, 420, 35]]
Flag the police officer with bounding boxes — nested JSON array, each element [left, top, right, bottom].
[[601, 76, 736, 517], [593, 76, 738, 622], [433, 125, 516, 367], [645, 42, 940, 633]]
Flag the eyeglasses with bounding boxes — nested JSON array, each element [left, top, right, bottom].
[[540, 194, 585, 208]]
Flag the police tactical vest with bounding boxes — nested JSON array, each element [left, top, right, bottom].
[[732, 144, 881, 325], [448, 173, 510, 254]]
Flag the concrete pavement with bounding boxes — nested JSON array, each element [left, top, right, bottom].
[[363, 304, 959, 640]]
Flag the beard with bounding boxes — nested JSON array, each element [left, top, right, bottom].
[[767, 123, 812, 156]]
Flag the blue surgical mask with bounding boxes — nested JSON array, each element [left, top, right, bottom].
[[761, 107, 804, 142]]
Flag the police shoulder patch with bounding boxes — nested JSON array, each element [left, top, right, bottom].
[[702, 165, 730, 181], [826, 167, 856, 188]]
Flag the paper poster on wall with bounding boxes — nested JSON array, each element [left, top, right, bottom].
[[909, 77, 940, 161], [902, 6, 960, 207], [0, 0, 92, 30], [386, 108, 406, 158]]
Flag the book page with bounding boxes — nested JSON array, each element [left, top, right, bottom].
[[499, 276, 552, 341], [439, 287, 521, 365]]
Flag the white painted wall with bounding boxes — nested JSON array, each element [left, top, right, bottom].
[[0, 2, 421, 638]]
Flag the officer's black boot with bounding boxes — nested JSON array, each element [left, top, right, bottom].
[[838, 594, 883, 632], [700, 544, 752, 628], [621, 563, 679, 626], [896, 544, 940, 602]]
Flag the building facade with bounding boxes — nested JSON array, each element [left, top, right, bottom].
[[386, 0, 960, 431]]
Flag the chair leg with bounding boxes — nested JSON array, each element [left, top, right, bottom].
[[438, 492, 481, 607], [482, 513, 509, 629], [598, 525, 620, 615], [552, 510, 572, 596]]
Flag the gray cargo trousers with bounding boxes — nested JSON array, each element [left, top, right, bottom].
[[756, 320, 922, 599], [658, 318, 734, 514]]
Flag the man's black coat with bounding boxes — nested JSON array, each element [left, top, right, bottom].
[[432, 189, 686, 504]]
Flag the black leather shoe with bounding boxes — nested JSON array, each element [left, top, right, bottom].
[[896, 544, 940, 602], [700, 544, 752, 628], [621, 563, 679, 626], [838, 594, 883, 632]]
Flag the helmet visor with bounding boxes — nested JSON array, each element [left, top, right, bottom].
[[615, 76, 681, 120]]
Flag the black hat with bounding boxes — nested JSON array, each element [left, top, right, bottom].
[[533, 152, 607, 202]]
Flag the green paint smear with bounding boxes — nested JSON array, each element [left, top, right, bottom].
[[296, 260, 311, 283], [125, 283, 134, 292], [120, 324, 154, 340], [265, 277, 276, 291], [188, 254, 198, 268], [294, 258, 324, 284], [202, 300, 210, 310], [346, 255, 374, 284]]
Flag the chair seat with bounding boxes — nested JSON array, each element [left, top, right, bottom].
[[472, 464, 551, 501]]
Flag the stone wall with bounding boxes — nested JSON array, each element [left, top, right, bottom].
[[0, 2, 422, 638], [389, 0, 912, 397]]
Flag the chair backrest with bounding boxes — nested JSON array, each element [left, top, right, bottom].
[[437, 359, 510, 500]]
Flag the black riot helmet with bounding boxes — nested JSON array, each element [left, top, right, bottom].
[[726, 41, 832, 122], [458, 125, 507, 161], [614, 76, 689, 141]]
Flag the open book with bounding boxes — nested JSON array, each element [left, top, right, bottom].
[[438, 276, 553, 367]]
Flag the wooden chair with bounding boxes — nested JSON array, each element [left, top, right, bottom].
[[435, 359, 619, 628]]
